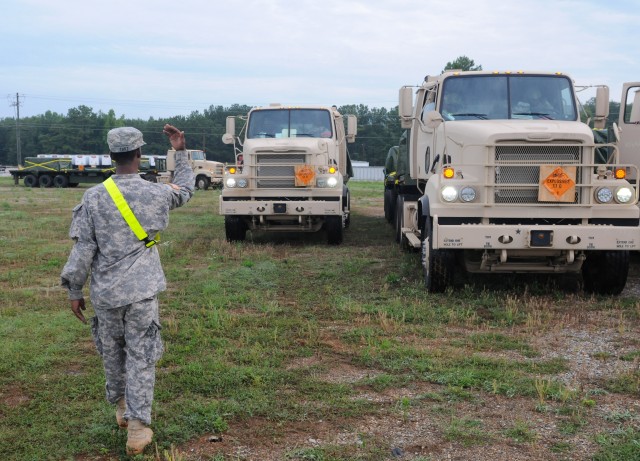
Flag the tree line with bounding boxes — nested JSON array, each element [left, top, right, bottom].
[[0, 104, 403, 167]]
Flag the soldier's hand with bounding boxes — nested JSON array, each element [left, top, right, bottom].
[[70, 298, 87, 324], [163, 124, 186, 151]]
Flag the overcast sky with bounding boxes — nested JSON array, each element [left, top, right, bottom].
[[2, 0, 639, 120]]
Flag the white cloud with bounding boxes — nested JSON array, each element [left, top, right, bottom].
[[2, 0, 639, 118]]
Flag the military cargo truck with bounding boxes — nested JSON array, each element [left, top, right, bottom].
[[9, 154, 164, 187], [390, 70, 640, 294], [220, 104, 357, 244], [157, 149, 224, 190]]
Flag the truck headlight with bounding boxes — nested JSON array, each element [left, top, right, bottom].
[[225, 178, 236, 188], [441, 186, 458, 202], [327, 177, 338, 188], [237, 178, 248, 188], [616, 186, 633, 203], [595, 187, 613, 203], [460, 186, 477, 202]]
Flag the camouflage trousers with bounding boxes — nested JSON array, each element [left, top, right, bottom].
[[90, 296, 164, 425]]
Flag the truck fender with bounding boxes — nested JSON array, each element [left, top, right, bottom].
[[417, 195, 431, 234]]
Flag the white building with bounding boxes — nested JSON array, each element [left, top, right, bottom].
[[351, 160, 384, 181]]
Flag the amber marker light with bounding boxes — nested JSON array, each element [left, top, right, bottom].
[[615, 168, 626, 179], [328, 166, 337, 174], [443, 167, 455, 179], [228, 167, 237, 174]]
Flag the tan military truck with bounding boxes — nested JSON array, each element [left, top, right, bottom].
[[220, 104, 357, 244], [392, 70, 639, 294], [158, 149, 223, 190]]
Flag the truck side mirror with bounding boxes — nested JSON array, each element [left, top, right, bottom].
[[399, 86, 414, 129], [346, 115, 357, 143], [222, 116, 236, 144], [594, 86, 609, 129], [425, 110, 444, 129]]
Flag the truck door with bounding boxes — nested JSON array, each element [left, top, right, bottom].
[[413, 85, 439, 179], [618, 82, 640, 182]]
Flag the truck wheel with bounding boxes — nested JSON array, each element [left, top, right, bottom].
[[196, 176, 210, 190], [225, 216, 247, 242], [38, 175, 53, 188], [24, 174, 38, 187], [388, 189, 398, 225], [394, 194, 406, 243], [384, 188, 393, 222], [325, 215, 343, 245], [582, 250, 629, 295], [342, 186, 351, 229], [420, 217, 454, 293], [53, 174, 69, 188]]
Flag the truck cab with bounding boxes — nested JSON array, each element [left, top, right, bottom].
[[158, 149, 224, 190], [220, 104, 357, 244]]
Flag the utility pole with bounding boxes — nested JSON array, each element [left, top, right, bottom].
[[10, 93, 22, 166]]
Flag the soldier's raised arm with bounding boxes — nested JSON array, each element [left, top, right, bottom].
[[163, 124, 194, 208]]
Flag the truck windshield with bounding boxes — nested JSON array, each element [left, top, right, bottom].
[[440, 75, 576, 121], [191, 150, 205, 160], [247, 109, 333, 139]]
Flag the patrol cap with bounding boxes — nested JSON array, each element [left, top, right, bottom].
[[107, 127, 146, 153]]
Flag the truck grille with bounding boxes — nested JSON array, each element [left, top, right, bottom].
[[494, 145, 582, 204], [256, 153, 306, 188]]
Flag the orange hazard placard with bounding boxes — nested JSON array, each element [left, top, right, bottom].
[[539, 165, 576, 202], [295, 165, 316, 186]]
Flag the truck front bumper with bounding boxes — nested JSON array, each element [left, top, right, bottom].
[[432, 215, 640, 251], [220, 198, 342, 216]]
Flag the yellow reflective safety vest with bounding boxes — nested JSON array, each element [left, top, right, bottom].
[[103, 177, 159, 248]]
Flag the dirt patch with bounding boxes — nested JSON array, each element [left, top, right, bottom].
[[0, 385, 30, 408]]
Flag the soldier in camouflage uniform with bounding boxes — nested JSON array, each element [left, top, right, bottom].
[[61, 125, 195, 455]]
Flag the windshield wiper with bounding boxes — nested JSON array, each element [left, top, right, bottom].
[[513, 112, 553, 120], [451, 113, 488, 120]]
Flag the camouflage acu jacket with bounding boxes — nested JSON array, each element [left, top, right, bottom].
[[61, 151, 195, 308]]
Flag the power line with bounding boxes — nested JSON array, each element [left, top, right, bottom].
[[8, 93, 23, 165]]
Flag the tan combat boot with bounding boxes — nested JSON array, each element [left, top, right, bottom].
[[126, 419, 153, 455], [115, 397, 127, 428]]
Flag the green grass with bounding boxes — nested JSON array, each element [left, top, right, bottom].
[[0, 177, 639, 460]]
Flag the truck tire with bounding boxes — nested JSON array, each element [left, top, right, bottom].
[[53, 174, 69, 188], [23, 174, 38, 188], [342, 186, 351, 229], [394, 194, 404, 243], [389, 189, 398, 225], [325, 215, 343, 245], [38, 175, 53, 188], [384, 188, 393, 223], [225, 216, 247, 242], [196, 175, 210, 190], [582, 250, 629, 295], [420, 217, 454, 293]]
